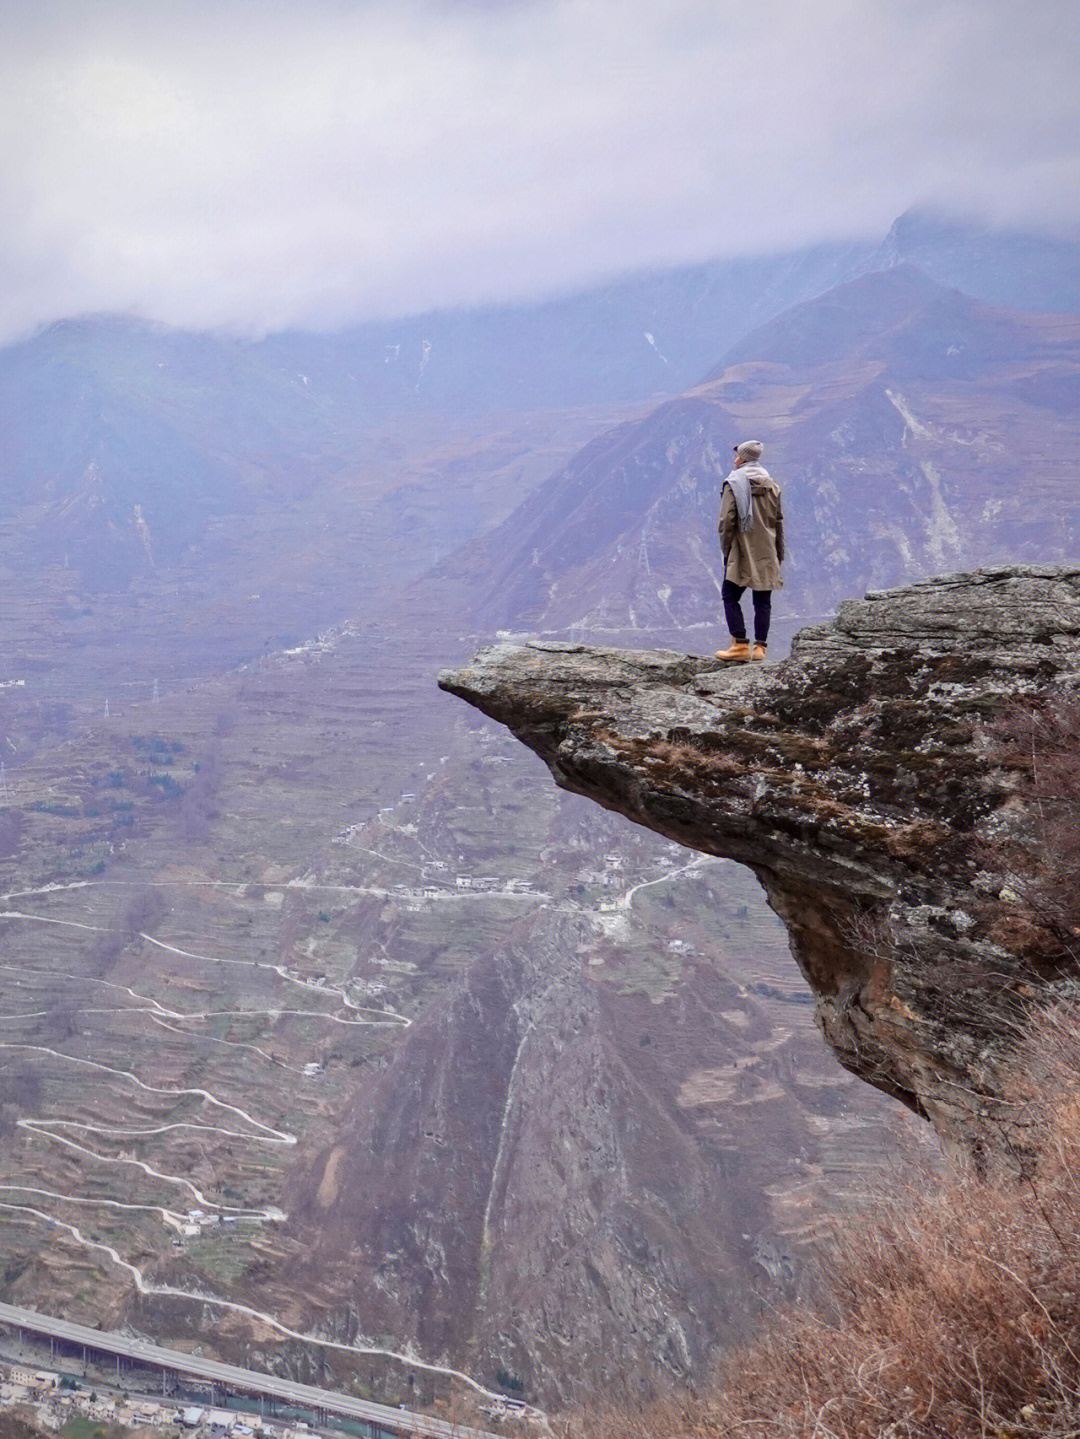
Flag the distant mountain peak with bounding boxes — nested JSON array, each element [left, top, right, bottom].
[[714, 263, 960, 374], [875, 208, 1079, 314]]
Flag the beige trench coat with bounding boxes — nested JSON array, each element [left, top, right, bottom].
[[718, 465, 785, 590]]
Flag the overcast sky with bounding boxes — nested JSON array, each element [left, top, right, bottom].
[[1, 0, 1077, 344]]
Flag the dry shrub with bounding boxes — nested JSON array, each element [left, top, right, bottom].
[[639, 738, 746, 783], [177, 737, 224, 841], [562, 1006, 1080, 1439]]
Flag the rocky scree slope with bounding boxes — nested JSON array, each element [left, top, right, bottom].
[[441, 565, 1080, 1149]]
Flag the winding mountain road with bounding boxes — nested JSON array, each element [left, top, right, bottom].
[[0, 886, 552, 1413], [0, 852, 707, 1415]]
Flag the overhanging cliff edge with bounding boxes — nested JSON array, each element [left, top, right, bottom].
[[439, 565, 1080, 1146]]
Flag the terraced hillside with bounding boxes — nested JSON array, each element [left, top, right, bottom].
[[0, 615, 924, 1411], [10, 241, 1071, 1411]]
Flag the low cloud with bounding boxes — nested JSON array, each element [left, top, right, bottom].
[[1, 0, 1077, 343]]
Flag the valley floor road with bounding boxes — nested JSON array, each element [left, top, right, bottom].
[[0, 1302, 502, 1439]]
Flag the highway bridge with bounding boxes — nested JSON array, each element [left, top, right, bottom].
[[0, 1302, 503, 1439]]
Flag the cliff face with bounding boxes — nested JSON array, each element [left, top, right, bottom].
[[441, 565, 1080, 1148]]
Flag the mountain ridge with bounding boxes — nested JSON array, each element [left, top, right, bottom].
[[423, 265, 1079, 634]]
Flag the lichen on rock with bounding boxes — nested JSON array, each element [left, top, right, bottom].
[[440, 564, 1080, 1149]]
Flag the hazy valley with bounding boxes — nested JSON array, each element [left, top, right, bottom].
[[0, 210, 1076, 1419]]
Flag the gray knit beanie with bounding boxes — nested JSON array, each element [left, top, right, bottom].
[[735, 440, 764, 462]]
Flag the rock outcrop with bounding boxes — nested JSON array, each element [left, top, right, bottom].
[[440, 565, 1080, 1149]]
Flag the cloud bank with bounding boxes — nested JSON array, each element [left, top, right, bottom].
[[2, 0, 1077, 343]]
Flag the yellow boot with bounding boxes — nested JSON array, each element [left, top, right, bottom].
[[751, 643, 767, 662], [714, 639, 751, 661]]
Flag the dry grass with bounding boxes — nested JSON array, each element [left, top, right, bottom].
[[637, 738, 747, 785], [562, 1007, 1080, 1439]]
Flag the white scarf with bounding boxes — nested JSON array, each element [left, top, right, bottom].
[[723, 469, 754, 534]]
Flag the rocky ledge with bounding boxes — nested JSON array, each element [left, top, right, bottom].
[[440, 565, 1080, 1150]]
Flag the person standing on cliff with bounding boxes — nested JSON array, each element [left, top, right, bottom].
[[715, 440, 785, 662]]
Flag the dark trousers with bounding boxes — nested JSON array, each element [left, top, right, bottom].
[[722, 578, 771, 645]]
